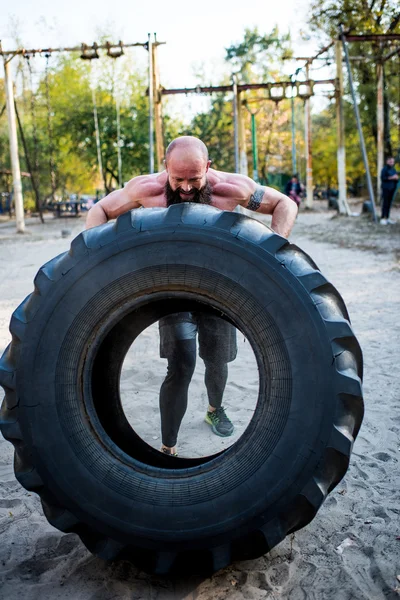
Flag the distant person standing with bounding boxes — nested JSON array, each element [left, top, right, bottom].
[[285, 175, 303, 207], [380, 156, 398, 225]]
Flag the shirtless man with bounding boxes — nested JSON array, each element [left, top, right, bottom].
[[86, 136, 297, 456]]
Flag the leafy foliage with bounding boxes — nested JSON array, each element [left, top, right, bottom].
[[309, 0, 400, 38], [1, 16, 399, 206], [183, 27, 297, 182], [0, 50, 183, 205], [309, 0, 400, 159], [225, 27, 293, 83]]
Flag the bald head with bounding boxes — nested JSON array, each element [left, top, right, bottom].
[[164, 136, 211, 202], [165, 136, 209, 164]]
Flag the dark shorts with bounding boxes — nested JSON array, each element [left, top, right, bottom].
[[159, 312, 237, 363]]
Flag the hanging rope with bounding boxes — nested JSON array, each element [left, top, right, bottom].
[[44, 53, 57, 204], [13, 98, 43, 222], [111, 59, 123, 188], [90, 62, 105, 191]]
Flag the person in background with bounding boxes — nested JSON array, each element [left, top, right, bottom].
[[285, 175, 303, 207], [380, 156, 398, 225]]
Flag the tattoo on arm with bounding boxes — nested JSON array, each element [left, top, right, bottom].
[[246, 185, 264, 211]]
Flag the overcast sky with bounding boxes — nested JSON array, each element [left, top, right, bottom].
[[1, 0, 329, 82], [0, 0, 332, 119]]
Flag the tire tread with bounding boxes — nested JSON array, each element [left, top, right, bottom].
[[0, 204, 364, 574]]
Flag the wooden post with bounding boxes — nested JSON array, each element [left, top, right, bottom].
[[335, 41, 351, 215], [304, 63, 313, 209], [376, 62, 384, 202], [152, 39, 164, 171], [92, 87, 104, 189], [290, 85, 297, 174], [3, 56, 25, 233]]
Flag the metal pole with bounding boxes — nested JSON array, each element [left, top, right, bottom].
[[237, 92, 248, 175], [3, 56, 25, 232], [377, 61, 384, 203], [232, 75, 240, 173], [251, 113, 259, 182], [290, 84, 297, 174], [340, 25, 377, 221], [148, 33, 155, 174], [304, 64, 313, 209], [152, 35, 164, 171], [335, 41, 350, 215], [92, 87, 104, 188], [115, 95, 122, 188]]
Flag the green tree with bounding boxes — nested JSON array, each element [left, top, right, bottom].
[[226, 26, 293, 83], [184, 27, 295, 180], [1, 48, 183, 209], [183, 92, 235, 171], [308, 0, 400, 158]]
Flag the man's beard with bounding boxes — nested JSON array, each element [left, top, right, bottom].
[[165, 180, 212, 207]]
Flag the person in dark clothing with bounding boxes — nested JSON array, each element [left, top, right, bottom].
[[380, 157, 398, 224], [285, 175, 303, 206]]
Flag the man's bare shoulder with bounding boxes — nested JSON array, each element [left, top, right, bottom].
[[208, 168, 253, 201], [124, 171, 167, 201]]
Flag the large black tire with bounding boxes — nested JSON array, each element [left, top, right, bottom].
[[0, 204, 363, 575]]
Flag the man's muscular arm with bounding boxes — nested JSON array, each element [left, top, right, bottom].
[[237, 178, 298, 238], [85, 176, 148, 229]]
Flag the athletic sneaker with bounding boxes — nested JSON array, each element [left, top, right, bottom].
[[205, 407, 234, 437], [380, 218, 388, 225], [387, 218, 397, 225]]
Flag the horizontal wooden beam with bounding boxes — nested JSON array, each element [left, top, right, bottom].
[[161, 79, 335, 98], [0, 40, 165, 58], [343, 34, 400, 42]]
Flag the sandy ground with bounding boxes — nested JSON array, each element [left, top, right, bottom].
[[0, 201, 399, 599]]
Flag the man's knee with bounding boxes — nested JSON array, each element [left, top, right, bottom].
[[169, 355, 196, 379], [203, 359, 227, 374], [163, 343, 196, 383]]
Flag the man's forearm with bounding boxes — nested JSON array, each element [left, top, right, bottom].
[[271, 196, 298, 238], [86, 203, 108, 230]]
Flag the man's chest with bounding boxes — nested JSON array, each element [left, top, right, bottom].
[[140, 193, 239, 212]]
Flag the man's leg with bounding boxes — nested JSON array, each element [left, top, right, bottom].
[[381, 189, 391, 220], [203, 359, 234, 436], [386, 189, 396, 222], [159, 342, 196, 452], [203, 360, 228, 410], [198, 314, 237, 437], [289, 191, 301, 206], [159, 313, 197, 454]]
